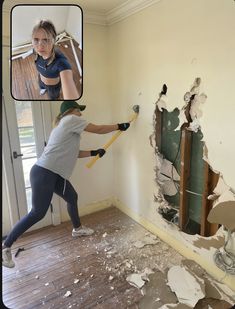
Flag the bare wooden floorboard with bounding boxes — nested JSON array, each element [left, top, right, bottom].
[[3, 207, 143, 308], [3, 207, 233, 309]]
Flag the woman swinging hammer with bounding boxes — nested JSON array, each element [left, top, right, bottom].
[[2, 100, 130, 268], [32, 20, 79, 100]]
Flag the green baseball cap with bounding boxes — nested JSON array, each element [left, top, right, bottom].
[[60, 101, 86, 114]]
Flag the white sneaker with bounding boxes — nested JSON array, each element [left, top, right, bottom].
[[40, 89, 47, 95], [2, 248, 15, 268], [72, 226, 94, 237]]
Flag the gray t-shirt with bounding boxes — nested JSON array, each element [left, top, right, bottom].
[[36, 114, 88, 179]]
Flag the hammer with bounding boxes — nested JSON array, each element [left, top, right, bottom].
[[86, 105, 140, 168]]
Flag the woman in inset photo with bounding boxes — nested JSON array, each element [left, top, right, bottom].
[[32, 20, 79, 100]]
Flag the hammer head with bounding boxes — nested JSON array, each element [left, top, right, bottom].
[[133, 105, 140, 113]]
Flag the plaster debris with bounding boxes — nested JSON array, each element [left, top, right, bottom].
[[157, 94, 168, 111], [74, 278, 80, 284], [175, 77, 206, 133], [103, 232, 107, 238], [157, 156, 180, 196], [63, 291, 72, 298], [207, 176, 235, 231], [133, 233, 159, 248], [126, 268, 154, 289], [45, 282, 49, 286], [126, 273, 146, 289], [176, 110, 188, 131], [159, 304, 191, 309], [167, 266, 205, 308], [35, 275, 39, 279], [109, 275, 114, 281], [208, 201, 235, 232]]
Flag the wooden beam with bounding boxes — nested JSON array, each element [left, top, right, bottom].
[[179, 127, 192, 231], [200, 163, 219, 236]]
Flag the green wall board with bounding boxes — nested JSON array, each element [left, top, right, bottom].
[[160, 109, 204, 224], [161, 108, 181, 208]]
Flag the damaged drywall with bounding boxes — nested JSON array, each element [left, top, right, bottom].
[[153, 78, 235, 231], [207, 176, 235, 232], [157, 156, 180, 196], [152, 78, 235, 277]]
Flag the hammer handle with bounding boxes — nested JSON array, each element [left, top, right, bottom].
[[86, 112, 138, 168]]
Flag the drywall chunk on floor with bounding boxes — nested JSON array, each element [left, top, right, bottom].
[[126, 273, 146, 288], [126, 268, 154, 289], [159, 304, 191, 308], [167, 266, 205, 308], [133, 233, 159, 248]]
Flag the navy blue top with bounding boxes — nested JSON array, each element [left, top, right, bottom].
[[35, 49, 72, 78]]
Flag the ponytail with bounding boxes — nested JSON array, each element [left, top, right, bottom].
[[53, 108, 75, 127]]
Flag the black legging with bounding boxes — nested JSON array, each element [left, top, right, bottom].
[[4, 165, 81, 248]]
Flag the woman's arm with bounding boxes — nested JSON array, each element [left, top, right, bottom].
[[60, 70, 79, 99], [78, 151, 91, 158], [84, 123, 119, 134]]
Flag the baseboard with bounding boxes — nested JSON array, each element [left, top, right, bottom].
[[79, 198, 113, 217], [113, 197, 235, 293]]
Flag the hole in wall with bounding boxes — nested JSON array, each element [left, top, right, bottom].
[[153, 79, 220, 236]]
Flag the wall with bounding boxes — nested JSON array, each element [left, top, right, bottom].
[[11, 5, 70, 47], [51, 22, 114, 221], [108, 0, 235, 286], [65, 6, 82, 48]]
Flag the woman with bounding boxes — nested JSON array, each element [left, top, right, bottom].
[[2, 100, 130, 268], [32, 20, 79, 100]]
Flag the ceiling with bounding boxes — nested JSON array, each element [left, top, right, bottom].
[[77, 0, 130, 13]]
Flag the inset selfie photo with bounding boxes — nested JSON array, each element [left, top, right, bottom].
[[11, 4, 83, 101]]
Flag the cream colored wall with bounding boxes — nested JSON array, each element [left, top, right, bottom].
[[109, 0, 235, 216], [108, 0, 235, 287], [52, 23, 115, 221]]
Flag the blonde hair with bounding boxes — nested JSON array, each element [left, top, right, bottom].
[[32, 20, 57, 65], [53, 108, 76, 127]]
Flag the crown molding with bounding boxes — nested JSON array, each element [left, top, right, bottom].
[[84, 11, 107, 26], [3, 0, 161, 26], [106, 0, 161, 25], [84, 0, 161, 26]]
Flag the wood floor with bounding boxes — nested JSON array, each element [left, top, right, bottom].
[[11, 39, 82, 101], [2, 207, 234, 309]]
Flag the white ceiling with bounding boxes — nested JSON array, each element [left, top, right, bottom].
[[77, 0, 130, 13]]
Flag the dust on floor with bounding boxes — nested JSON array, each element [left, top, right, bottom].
[[3, 207, 235, 308]]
